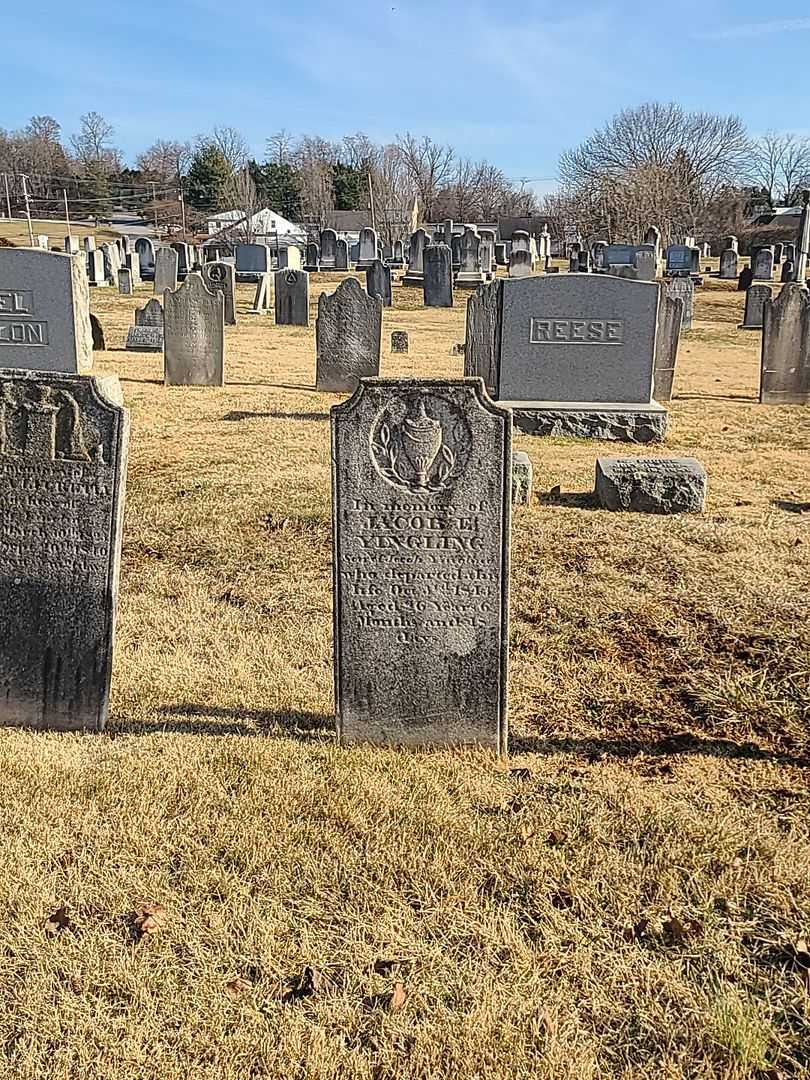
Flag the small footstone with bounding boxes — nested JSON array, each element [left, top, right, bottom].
[[595, 457, 707, 513], [512, 451, 533, 506], [391, 331, 409, 353]]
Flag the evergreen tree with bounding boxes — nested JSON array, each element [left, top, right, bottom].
[[186, 144, 233, 211], [332, 162, 364, 210], [250, 160, 302, 221]]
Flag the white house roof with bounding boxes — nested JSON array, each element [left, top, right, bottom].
[[206, 207, 299, 234]]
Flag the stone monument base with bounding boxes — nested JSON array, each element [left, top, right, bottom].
[[499, 400, 668, 443], [401, 273, 424, 287], [455, 272, 488, 288]]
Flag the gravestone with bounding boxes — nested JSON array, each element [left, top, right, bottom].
[[740, 284, 772, 329], [667, 275, 694, 330], [568, 254, 580, 274], [666, 245, 693, 275], [87, 250, 107, 287], [163, 274, 224, 386], [304, 242, 320, 271], [356, 227, 379, 270], [171, 242, 192, 280], [391, 331, 409, 353], [643, 226, 662, 260], [90, 314, 105, 351], [738, 266, 753, 292], [64, 236, 80, 255], [783, 243, 796, 264], [512, 451, 532, 506], [335, 239, 350, 270], [423, 244, 453, 307], [124, 252, 141, 286], [153, 247, 178, 295], [126, 298, 163, 351], [117, 268, 133, 296], [451, 233, 463, 271], [274, 269, 309, 326], [592, 241, 608, 270], [464, 279, 502, 394], [134, 237, 155, 279], [202, 261, 237, 326], [595, 458, 707, 513], [760, 283, 810, 404], [402, 229, 427, 286], [366, 259, 392, 307], [248, 273, 272, 314], [653, 289, 683, 402], [752, 248, 775, 281], [634, 248, 656, 282], [83, 236, 96, 252], [495, 275, 667, 441], [350, 241, 360, 263], [511, 231, 531, 256], [121, 235, 131, 255], [235, 243, 269, 281], [101, 243, 120, 284], [444, 219, 454, 248], [781, 260, 795, 283], [495, 242, 508, 266], [331, 378, 510, 750], [509, 249, 533, 279], [0, 249, 92, 373], [279, 247, 302, 271], [719, 249, 738, 280], [605, 243, 638, 268], [0, 369, 128, 730], [774, 243, 783, 265], [391, 240, 404, 268], [316, 278, 381, 392], [36, 235, 49, 250], [320, 229, 338, 269], [725, 235, 739, 253]]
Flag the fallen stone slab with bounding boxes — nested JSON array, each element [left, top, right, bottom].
[[595, 457, 707, 513]]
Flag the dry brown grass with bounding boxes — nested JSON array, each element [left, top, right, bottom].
[[0, 268, 807, 1080], [0, 219, 119, 247]]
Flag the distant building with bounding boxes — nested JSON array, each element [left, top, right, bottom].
[[205, 208, 306, 245]]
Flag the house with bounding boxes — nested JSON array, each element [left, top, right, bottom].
[[205, 208, 306, 245]]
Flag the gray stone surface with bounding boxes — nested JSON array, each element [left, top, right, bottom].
[[134, 298, 163, 328], [464, 279, 502, 394], [423, 244, 453, 307], [665, 245, 693, 273], [456, 228, 487, 287], [740, 285, 772, 329], [591, 241, 608, 270], [356, 227, 379, 270], [719, 249, 738, 279], [509, 249, 533, 278], [391, 331, 409, 353], [125, 325, 163, 351], [124, 252, 141, 286], [752, 247, 775, 281], [171, 242, 193, 278], [202, 261, 237, 325], [667, 275, 693, 330], [235, 243, 269, 281], [402, 229, 427, 285], [154, 247, 178, 295], [163, 273, 224, 386], [608, 265, 640, 280], [595, 457, 707, 513], [335, 239, 349, 270], [366, 259, 392, 307], [86, 250, 107, 287], [634, 249, 656, 281], [511, 231, 531, 256], [320, 229, 337, 269], [134, 237, 155, 279], [653, 289, 683, 402], [274, 269, 309, 326], [511, 450, 532, 506], [304, 242, 319, 271], [248, 273, 272, 314], [117, 268, 133, 296], [316, 278, 382, 392], [508, 403, 667, 442], [331, 377, 510, 750], [605, 243, 638, 267], [90, 314, 105, 351], [760, 283, 810, 404], [0, 249, 92, 373], [0, 368, 128, 730], [498, 275, 659, 404]]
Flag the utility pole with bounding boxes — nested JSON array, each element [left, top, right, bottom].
[[63, 189, 71, 236], [795, 189, 810, 285], [21, 175, 34, 246], [368, 171, 376, 232], [151, 183, 158, 234], [179, 178, 187, 237], [2, 173, 11, 219]]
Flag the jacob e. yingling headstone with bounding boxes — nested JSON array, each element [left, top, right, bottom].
[[331, 377, 510, 750], [0, 368, 129, 730]]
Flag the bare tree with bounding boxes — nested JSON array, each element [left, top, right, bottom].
[[71, 111, 121, 173], [137, 139, 192, 182], [226, 166, 261, 242], [267, 129, 295, 165], [207, 126, 249, 171], [293, 135, 337, 228], [394, 133, 455, 220]]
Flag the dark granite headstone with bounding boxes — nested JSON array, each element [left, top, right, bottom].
[[391, 331, 409, 353], [154, 247, 178, 295], [781, 260, 795, 283], [164, 273, 224, 385], [335, 239, 349, 271], [304, 242, 320, 271], [740, 284, 772, 329], [90, 313, 105, 350], [320, 229, 337, 269], [274, 269, 309, 326], [760, 283, 810, 403], [316, 278, 381, 392], [235, 243, 269, 281], [665, 245, 693, 273], [366, 259, 392, 307], [402, 229, 427, 286], [423, 244, 453, 307], [331, 378, 510, 750], [0, 369, 128, 730], [738, 266, 753, 292], [202, 261, 237, 325]]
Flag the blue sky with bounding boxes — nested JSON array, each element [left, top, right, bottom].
[[2, 0, 809, 194]]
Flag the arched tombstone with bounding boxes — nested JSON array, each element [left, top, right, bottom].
[[402, 229, 427, 286], [366, 259, 392, 307], [163, 273, 225, 386], [202, 260, 237, 325], [335, 239, 349, 270], [752, 248, 775, 281], [719, 249, 738, 280], [320, 229, 337, 269], [304, 242, 320, 271], [315, 277, 381, 392], [739, 284, 772, 329], [456, 227, 487, 287], [591, 241, 608, 271]]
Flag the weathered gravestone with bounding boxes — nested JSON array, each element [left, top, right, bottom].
[[134, 237, 155, 279], [783, 243, 796, 264], [643, 226, 662, 260], [390, 240, 404, 268], [402, 229, 427, 286], [476, 275, 667, 441], [86, 250, 107, 288], [126, 298, 163, 351], [101, 243, 121, 284], [782, 261, 796, 283], [752, 247, 775, 281], [163, 274, 224, 386], [666, 245, 694, 275], [740, 285, 772, 329], [653, 288, 684, 402], [117, 268, 133, 296], [738, 266, 753, 292], [335, 239, 350, 271], [202, 261, 237, 326], [304, 242, 320, 271], [760, 283, 810, 404], [316, 278, 381, 392], [64, 236, 80, 255], [605, 244, 638, 268], [366, 259, 392, 307], [274, 269, 309, 326], [464, 279, 502, 394], [634, 247, 656, 281], [235, 243, 269, 281], [171, 242, 192, 280], [509, 249, 533, 279], [511, 450, 532, 506], [511, 231, 531, 257], [0, 249, 92, 373], [423, 243, 454, 307], [153, 247, 178, 295], [320, 229, 338, 269], [774, 243, 783, 265], [667, 275, 694, 330], [595, 457, 707, 514], [247, 273, 272, 315], [0, 369, 128, 730], [331, 378, 510, 749], [456, 229, 487, 288], [719, 249, 738, 280], [90, 314, 105, 351], [124, 252, 141, 286], [391, 331, 409, 353], [356, 227, 379, 270], [725, 235, 739, 253], [36, 235, 49, 250]]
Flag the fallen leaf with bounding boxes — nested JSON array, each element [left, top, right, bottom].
[[662, 914, 704, 946], [44, 906, 71, 937], [547, 829, 566, 847], [280, 966, 323, 1003], [389, 982, 407, 1012], [372, 958, 412, 977], [622, 918, 649, 943], [225, 976, 252, 998], [132, 901, 168, 939]]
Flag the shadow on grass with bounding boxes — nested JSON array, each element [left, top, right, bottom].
[[537, 491, 599, 510], [226, 381, 320, 392], [223, 409, 330, 422], [118, 376, 164, 385], [113, 704, 334, 740], [772, 499, 810, 514], [510, 732, 809, 768], [675, 392, 758, 402]]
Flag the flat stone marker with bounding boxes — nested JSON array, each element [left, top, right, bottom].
[[740, 285, 772, 329], [127, 296, 163, 350], [423, 243, 454, 307], [164, 273, 224, 386], [316, 278, 382, 392], [331, 377, 511, 750], [760, 283, 810, 404], [0, 369, 129, 730], [366, 259, 392, 307], [274, 269, 309, 326], [202, 261, 237, 325], [154, 247, 178, 295], [391, 331, 409, 353], [595, 457, 707, 513], [0, 249, 92, 373]]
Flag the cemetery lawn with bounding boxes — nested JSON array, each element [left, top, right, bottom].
[[0, 219, 119, 247], [0, 269, 808, 1080]]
